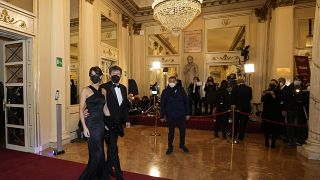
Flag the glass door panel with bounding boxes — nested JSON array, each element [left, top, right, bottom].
[[3, 40, 27, 152]]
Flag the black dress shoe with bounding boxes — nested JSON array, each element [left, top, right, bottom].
[[214, 133, 219, 138], [166, 147, 173, 155], [180, 146, 189, 153], [116, 173, 124, 180]]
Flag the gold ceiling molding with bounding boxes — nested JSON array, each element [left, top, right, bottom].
[[133, 23, 142, 35], [212, 54, 240, 61], [0, 9, 26, 29], [160, 57, 176, 63], [255, 6, 268, 23], [85, 0, 94, 5], [221, 19, 231, 26], [122, 14, 130, 28]]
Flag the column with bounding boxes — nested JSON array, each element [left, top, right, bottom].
[[120, 14, 130, 86], [79, 0, 97, 89], [253, 7, 268, 103], [269, 5, 294, 82], [298, 0, 320, 160], [49, 0, 69, 143]]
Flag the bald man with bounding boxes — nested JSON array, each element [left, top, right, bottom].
[[231, 78, 252, 141]]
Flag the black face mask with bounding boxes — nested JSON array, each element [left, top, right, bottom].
[[111, 75, 120, 83], [90, 75, 100, 84]]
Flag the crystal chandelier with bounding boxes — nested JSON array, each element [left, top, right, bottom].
[[152, 0, 203, 35]]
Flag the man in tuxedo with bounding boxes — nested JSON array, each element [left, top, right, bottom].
[[101, 66, 129, 180], [231, 78, 252, 141]]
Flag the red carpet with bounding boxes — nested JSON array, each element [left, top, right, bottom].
[[0, 148, 170, 180]]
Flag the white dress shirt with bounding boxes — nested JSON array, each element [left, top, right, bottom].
[[114, 85, 123, 106]]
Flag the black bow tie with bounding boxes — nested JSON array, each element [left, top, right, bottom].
[[113, 84, 120, 88]]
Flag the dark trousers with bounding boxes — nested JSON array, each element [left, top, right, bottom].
[[204, 103, 214, 115], [287, 110, 308, 144], [263, 124, 279, 147], [104, 130, 122, 178], [190, 98, 200, 115], [234, 111, 249, 140], [214, 113, 229, 135], [167, 116, 186, 148]]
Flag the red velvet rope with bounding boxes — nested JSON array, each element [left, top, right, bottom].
[[235, 110, 308, 128], [129, 109, 309, 128]]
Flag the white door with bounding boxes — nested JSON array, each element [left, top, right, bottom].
[[3, 40, 28, 152]]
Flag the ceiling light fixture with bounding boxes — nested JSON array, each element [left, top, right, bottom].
[[152, 0, 202, 35]]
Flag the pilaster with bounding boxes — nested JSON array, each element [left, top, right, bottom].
[[298, 0, 320, 160]]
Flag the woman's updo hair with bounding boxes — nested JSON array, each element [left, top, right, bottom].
[[89, 66, 103, 76]]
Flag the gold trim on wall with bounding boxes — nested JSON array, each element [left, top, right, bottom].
[[212, 54, 240, 61], [85, 0, 94, 5], [0, 9, 27, 28]]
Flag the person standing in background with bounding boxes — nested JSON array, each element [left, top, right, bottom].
[[204, 76, 216, 115], [160, 76, 190, 155], [231, 78, 252, 141], [214, 80, 230, 138], [261, 79, 282, 148], [188, 77, 201, 115]]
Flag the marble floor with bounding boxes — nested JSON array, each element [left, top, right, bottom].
[[41, 125, 320, 180]]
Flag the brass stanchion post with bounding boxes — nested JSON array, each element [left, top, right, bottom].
[[151, 94, 160, 137], [229, 105, 238, 144]]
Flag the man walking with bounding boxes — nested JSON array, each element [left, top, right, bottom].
[[160, 76, 190, 155], [100, 66, 130, 180]]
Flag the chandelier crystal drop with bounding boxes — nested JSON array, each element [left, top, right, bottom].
[[152, 0, 203, 35]]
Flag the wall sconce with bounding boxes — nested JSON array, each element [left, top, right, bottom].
[[244, 64, 255, 73], [152, 61, 161, 70], [244, 63, 254, 86], [306, 19, 313, 48]]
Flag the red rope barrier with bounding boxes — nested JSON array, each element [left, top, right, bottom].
[[129, 110, 231, 118], [235, 110, 308, 128], [128, 108, 308, 128]]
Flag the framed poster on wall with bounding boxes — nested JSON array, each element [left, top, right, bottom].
[[184, 30, 202, 53]]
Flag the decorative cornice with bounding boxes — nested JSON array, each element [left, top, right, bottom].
[[221, 18, 231, 26], [276, 0, 295, 7], [265, 0, 296, 9], [160, 57, 176, 63], [113, 0, 265, 18], [0, 9, 26, 29], [133, 23, 142, 35], [85, 0, 94, 5], [212, 54, 241, 61], [254, 6, 268, 22], [122, 14, 130, 28]]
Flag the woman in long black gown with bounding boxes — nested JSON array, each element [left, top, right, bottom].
[[79, 67, 109, 180]]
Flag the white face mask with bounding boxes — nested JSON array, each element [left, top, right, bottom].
[[307, 86, 310, 91], [168, 82, 176, 88], [294, 80, 301, 86]]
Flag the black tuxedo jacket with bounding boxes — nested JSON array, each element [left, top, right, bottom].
[[100, 81, 130, 125], [232, 83, 252, 112]]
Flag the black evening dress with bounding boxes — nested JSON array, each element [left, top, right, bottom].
[[79, 86, 109, 180]]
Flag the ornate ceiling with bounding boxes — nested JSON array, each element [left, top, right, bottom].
[[112, 0, 315, 23], [111, 0, 271, 23], [130, 0, 154, 8]]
